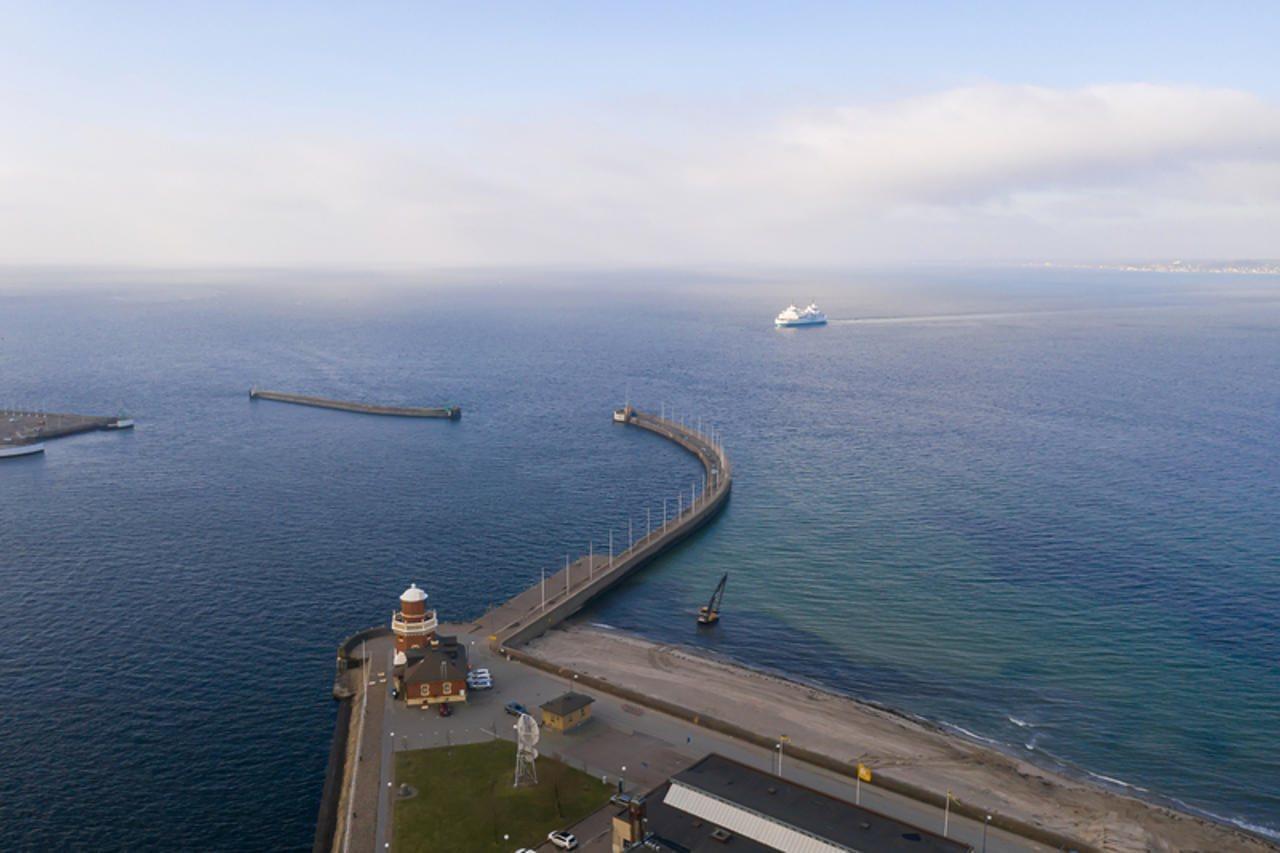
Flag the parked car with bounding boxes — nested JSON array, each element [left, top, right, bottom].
[[610, 792, 640, 807], [547, 830, 579, 850], [467, 677, 493, 690], [437, 702, 452, 717], [469, 667, 491, 678], [504, 701, 529, 717]]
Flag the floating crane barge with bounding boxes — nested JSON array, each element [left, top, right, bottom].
[[698, 572, 728, 625]]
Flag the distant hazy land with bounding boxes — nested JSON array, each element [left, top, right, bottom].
[[1033, 259, 1280, 274]]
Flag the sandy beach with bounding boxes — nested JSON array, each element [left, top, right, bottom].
[[527, 624, 1277, 853]]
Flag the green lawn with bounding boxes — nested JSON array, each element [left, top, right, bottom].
[[393, 740, 613, 853]]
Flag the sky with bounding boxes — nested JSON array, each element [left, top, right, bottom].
[[2, 1, 1278, 269]]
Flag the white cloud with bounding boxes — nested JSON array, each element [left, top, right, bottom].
[[1, 83, 1278, 267]]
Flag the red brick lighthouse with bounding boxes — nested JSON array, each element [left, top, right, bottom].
[[391, 583, 438, 654]]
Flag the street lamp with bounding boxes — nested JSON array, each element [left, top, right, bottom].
[[982, 815, 991, 853], [620, 765, 627, 793]]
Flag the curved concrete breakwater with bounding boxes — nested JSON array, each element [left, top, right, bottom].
[[474, 407, 732, 647], [249, 388, 461, 419]]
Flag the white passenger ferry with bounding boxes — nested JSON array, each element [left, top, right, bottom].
[[775, 303, 828, 327]]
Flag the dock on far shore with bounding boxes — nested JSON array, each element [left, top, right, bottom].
[[248, 388, 461, 420], [1, 409, 133, 447]]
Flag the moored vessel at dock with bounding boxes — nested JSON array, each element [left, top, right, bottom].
[[0, 441, 45, 459]]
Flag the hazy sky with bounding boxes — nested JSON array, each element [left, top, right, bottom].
[[3, 1, 1278, 268]]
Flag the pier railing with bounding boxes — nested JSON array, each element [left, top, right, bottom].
[[484, 408, 731, 648]]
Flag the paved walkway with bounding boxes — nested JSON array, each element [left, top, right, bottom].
[[337, 643, 389, 853]]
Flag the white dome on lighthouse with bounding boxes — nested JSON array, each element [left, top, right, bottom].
[[400, 583, 427, 603]]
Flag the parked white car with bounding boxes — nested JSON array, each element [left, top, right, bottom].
[[548, 830, 578, 850], [467, 677, 493, 690]]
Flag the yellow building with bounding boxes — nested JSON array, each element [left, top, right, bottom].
[[540, 692, 595, 732]]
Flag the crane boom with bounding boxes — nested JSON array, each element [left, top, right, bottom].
[[697, 573, 728, 625]]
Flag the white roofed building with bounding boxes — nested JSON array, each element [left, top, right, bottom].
[[612, 753, 971, 853]]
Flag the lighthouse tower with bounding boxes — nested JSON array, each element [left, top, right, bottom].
[[391, 583, 438, 655]]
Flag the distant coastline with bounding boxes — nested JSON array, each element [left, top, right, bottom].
[[1030, 259, 1280, 275]]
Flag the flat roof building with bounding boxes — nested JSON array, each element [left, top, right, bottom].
[[613, 754, 971, 853], [540, 691, 595, 732]]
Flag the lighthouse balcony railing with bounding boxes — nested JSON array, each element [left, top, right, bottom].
[[392, 612, 439, 635]]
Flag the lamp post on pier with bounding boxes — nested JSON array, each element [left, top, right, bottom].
[[775, 735, 790, 777]]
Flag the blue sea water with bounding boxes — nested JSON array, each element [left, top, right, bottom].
[[1, 268, 1278, 849]]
